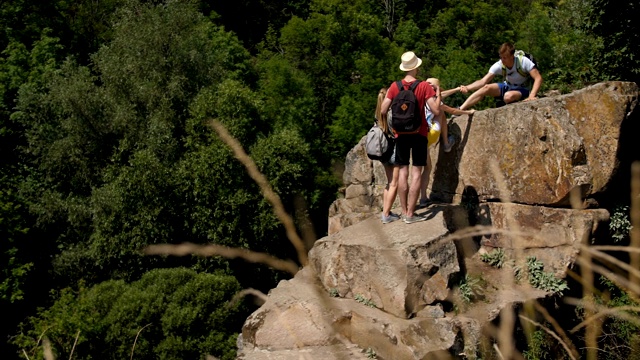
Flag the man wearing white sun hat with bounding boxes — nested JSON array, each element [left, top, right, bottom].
[[380, 51, 441, 224]]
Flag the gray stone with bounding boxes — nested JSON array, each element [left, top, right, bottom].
[[311, 207, 459, 318], [474, 202, 609, 274]]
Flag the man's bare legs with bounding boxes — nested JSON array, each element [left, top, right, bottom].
[[398, 165, 410, 217], [502, 90, 523, 104], [459, 83, 501, 110], [460, 84, 526, 110], [382, 164, 399, 217], [407, 165, 423, 217], [398, 164, 423, 217]]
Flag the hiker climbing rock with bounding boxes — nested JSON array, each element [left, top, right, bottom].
[[458, 42, 543, 110]]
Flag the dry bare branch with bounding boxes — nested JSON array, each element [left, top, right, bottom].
[[565, 297, 640, 332], [489, 160, 518, 360], [143, 243, 299, 276], [532, 301, 580, 358], [519, 315, 577, 360], [581, 245, 640, 292], [208, 119, 308, 266], [130, 323, 152, 360], [229, 288, 268, 307], [69, 331, 80, 360], [590, 246, 640, 254]]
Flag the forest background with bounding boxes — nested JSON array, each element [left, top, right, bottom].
[[0, 0, 638, 359]]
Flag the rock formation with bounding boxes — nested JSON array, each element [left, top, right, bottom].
[[237, 82, 639, 359]]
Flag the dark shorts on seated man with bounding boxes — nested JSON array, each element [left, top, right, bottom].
[[497, 82, 530, 100], [395, 134, 428, 166]]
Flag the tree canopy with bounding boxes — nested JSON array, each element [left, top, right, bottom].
[[1, 0, 637, 358]]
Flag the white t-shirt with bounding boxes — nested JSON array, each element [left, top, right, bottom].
[[489, 56, 535, 87]]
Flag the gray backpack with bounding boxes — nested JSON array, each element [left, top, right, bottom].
[[365, 115, 395, 162]]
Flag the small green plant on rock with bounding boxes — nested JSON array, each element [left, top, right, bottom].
[[329, 288, 339, 297], [609, 205, 632, 243], [480, 248, 507, 268], [458, 275, 484, 304], [355, 294, 377, 308], [365, 347, 377, 359], [525, 256, 568, 294]]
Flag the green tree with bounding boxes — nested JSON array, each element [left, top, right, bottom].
[[540, 0, 603, 92], [11, 0, 258, 286], [14, 268, 246, 360], [589, 0, 640, 83]]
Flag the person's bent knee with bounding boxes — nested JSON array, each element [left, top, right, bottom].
[[504, 91, 522, 104]]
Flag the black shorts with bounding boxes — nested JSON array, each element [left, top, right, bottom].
[[395, 134, 428, 166]]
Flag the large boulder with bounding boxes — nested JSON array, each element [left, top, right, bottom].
[[429, 81, 638, 205], [312, 208, 459, 318], [240, 266, 457, 360]]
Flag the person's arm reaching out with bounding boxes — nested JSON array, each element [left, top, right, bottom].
[[459, 72, 495, 94]]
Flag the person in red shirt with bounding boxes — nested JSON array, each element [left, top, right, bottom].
[[380, 51, 441, 223]]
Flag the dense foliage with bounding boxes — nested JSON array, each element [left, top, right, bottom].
[[1, 0, 638, 358], [14, 268, 244, 360]]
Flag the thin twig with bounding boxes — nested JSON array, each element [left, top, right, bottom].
[[490, 160, 517, 360], [69, 330, 80, 360], [229, 288, 268, 307], [130, 323, 152, 360], [581, 245, 640, 291], [209, 119, 308, 266], [590, 246, 640, 253], [587, 262, 640, 298], [443, 225, 548, 244], [22, 349, 31, 360], [143, 242, 299, 276], [564, 298, 640, 332], [35, 326, 51, 349], [532, 301, 580, 359], [519, 315, 577, 360]]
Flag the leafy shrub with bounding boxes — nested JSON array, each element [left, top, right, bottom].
[[526, 257, 568, 294], [609, 205, 632, 243], [596, 277, 640, 360], [480, 248, 507, 268], [13, 268, 246, 360], [522, 328, 555, 360]]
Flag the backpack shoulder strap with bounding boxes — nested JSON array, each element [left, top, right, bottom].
[[408, 80, 421, 92], [396, 80, 404, 92], [514, 51, 529, 77]]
